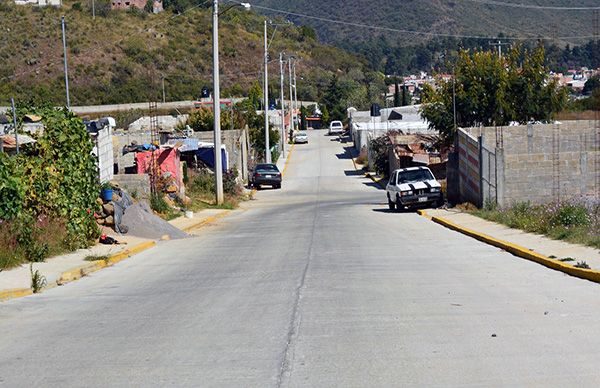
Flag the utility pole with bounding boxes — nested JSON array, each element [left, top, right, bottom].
[[161, 75, 166, 103], [11, 98, 19, 154], [279, 52, 286, 157], [489, 40, 509, 59], [92, 0, 95, 20], [453, 75, 457, 130], [61, 16, 71, 110], [212, 0, 223, 205], [293, 61, 298, 127], [288, 57, 294, 133], [263, 21, 271, 163]]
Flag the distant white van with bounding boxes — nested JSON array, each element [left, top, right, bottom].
[[328, 120, 344, 135]]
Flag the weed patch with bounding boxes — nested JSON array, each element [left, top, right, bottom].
[[472, 198, 600, 250], [84, 254, 109, 262]]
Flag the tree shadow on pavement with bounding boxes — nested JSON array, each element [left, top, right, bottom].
[[363, 180, 385, 190], [344, 169, 363, 176]]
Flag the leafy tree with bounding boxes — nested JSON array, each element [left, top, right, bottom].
[[583, 76, 600, 96], [401, 84, 411, 106], [248, 122, 280, 162], [187, 107, 243, 132], [246, 81, 263, 111], [321, 105, 330, 125], [420, 45, 567, 145], [393, 80, 401, 107], [299, 26, 317, 41]]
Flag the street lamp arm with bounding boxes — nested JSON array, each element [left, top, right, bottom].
[[218, 1, 250, 16]]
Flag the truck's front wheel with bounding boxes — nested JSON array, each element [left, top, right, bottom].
[[388, 195, 396, 210]]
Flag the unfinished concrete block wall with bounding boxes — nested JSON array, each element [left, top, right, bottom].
[[463, 121, 599, 206], [195, 129, 248, 181], [501, 121, 597, 204], [112, 174, 151, 199], [95, 126, 114, 183]]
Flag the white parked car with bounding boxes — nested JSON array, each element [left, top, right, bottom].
[[328, 120, 344, 135], [386, 166, 443, 210], [294, 131, 308, 144]]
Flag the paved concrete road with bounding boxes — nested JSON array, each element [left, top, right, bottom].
[[2, 131, 600, 387]]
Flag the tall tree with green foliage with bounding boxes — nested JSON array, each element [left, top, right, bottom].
[[393, 80, 401, 107], [247, 81, 263, 111], [420, 45, 567, 145], [401, 84, 411, 106]]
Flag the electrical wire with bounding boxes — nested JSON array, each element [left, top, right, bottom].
[[454, 0, 600, 11], [234, 1, 598, 40]]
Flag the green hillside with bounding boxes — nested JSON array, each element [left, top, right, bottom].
[[250, 0, 600, 74], [251, 0, 597, 46], [0, 1, 369, 106]]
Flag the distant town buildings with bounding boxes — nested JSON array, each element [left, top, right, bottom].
[[14, 0, 61, 6], [552, 68, 600, 93]]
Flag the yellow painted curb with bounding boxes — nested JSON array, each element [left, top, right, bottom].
[[428, 214, 600, 284], [0, 288, 33, 301], [282, 143, 295, 177], [365, 173, 386, 189], [416, 209, 432, 220], [106, 240, 157, 265], [181, 211, 230, 233], [58, 240, 156, 286]]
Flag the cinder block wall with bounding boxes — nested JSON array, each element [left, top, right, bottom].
[[466, 121, 599, 205], [96, 127, 114, 183], [112, 174, 151, 199]]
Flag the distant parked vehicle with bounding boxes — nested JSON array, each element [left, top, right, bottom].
[[293, 131, 308, 144], [251, 163, 282, 189], [386, 166, 443, 211], [328, 120, 344, 135]]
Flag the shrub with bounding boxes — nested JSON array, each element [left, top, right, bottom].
[[189, 169, 215, 194], [223, 167, 242, 196], [0, 153, 24, 220], [150, 193, 170, 214], [550, 203, 589, 228]]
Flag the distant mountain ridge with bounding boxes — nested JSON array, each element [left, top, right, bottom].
[[252, 0, 597, 46]]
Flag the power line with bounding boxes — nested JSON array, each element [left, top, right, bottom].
[[455, 0, 600, 11], [237, 1, 598, 40]]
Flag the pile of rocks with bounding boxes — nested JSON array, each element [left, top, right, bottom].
[[94, 196, 116, 227]]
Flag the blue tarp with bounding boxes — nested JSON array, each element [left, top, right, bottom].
[[195, 147, 228, 172]]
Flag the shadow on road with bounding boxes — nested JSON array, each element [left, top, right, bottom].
[[344, 169, 363, 176], [372, 207, 420, 214], [362, 181, 385, 190]]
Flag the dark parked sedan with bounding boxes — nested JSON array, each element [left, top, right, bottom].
[[251, 163, 282, 189]]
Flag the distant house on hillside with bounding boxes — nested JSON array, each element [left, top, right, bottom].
[[111, 0, 145, 10], [14, 0, 61, 6], [152, 0, 163, 13]]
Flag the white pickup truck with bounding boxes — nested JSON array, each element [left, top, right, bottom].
[[386, 166, 443, 210], [328, 120, 344, 135]]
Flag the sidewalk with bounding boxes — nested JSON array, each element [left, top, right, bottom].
[[423, 208, 600, 281], [1, 144, 298, 301], [0, 234, 153, 301], [0, 208, 231, 301], [168, 208, 230, 233]]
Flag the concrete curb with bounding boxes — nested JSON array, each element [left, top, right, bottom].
[[0, 288, 33, 302], [418, 210, 600, 284], [0, 240, 157, 303], [57, 241, 157, 286], [282, 143, 295, 177], [416, 209, 432, 220], [181, 210, 231, 233]]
